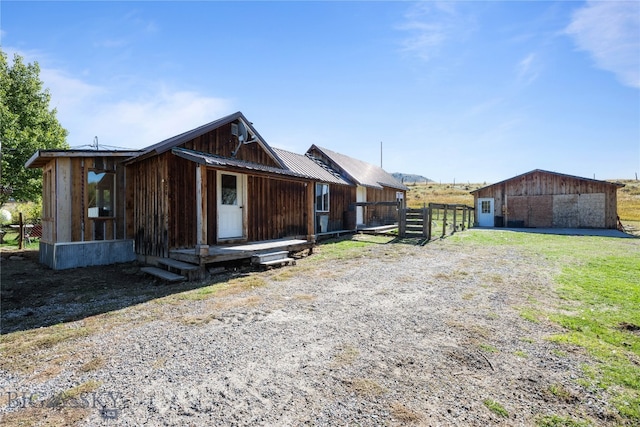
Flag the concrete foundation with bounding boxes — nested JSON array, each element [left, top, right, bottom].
[[39, 239, 136, 270]]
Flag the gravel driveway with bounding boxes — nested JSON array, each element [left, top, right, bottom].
[[1, 234, 617, 426]]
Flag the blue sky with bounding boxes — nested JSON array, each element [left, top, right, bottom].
[[2, 1, 639, 182]]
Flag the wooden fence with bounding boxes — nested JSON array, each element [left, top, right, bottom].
[[399, 203, 474, 239]]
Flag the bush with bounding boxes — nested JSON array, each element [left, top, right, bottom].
[[4, 200, 42, 223]]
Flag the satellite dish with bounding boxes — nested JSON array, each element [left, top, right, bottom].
[[237, 120, 248, 143]]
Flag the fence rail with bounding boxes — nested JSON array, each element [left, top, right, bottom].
[[399, 203, 474, 240]]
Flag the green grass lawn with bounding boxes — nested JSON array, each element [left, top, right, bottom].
[[0, 230, 39, 250], [450, 230, 640, 422]]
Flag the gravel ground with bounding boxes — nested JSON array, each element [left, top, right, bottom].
[[1, 234, 620, 426]]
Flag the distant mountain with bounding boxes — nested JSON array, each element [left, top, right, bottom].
[[392, 172, 433, 184]]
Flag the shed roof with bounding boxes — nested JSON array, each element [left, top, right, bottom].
[[470, 169, 625, 194], [171, 147, 308, 179], [271, 148, 351, 186], [126, 111, 284, 168], [307, 145, 407, 191], [25, 149, 141, 169]]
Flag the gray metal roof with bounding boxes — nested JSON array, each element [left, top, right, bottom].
[[26, 149, 142, 168], [171, 147, 308, 179], [308, 145, 407, 191], [127, 111, 284, 168], [272, 148, 351, 186]]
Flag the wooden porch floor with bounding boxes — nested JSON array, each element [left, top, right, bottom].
[[169, 238, 314, 265]]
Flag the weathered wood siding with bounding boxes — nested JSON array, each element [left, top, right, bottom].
[[247, 176, 308, 241], [327, 184, 356, 232], [128, 153, 170, 257], [40, 156, 127, 244], [182, 123, 280, 168], [472, 170, 620, 228]]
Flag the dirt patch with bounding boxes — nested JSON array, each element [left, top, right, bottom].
[[0, 238, 623, 425]]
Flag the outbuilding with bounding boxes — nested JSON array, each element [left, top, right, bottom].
[[470, 169, 624, 229]]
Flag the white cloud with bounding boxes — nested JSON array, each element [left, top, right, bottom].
[[7, 46, 233, 149], [397, 1, 471, 61], [83, 89, 232, 149], [566, 1, 640, 89], [517, 52, 540, 85]]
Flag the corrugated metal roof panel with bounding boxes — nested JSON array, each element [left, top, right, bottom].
[[171, 147, 308, 179], [272, 148, 351, 185], [308, 145, 407, 191]]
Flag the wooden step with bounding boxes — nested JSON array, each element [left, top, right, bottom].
[[141, 266, 185, 282], [258, 257, 295, 267], [251, 251, 289, 264], [157, 258, 200, 271]]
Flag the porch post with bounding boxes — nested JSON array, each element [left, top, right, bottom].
[[306, 181, 315, 240], [195, 164, 208, 253]]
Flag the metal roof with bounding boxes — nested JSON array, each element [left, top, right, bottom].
[[271, 148, 351, 186], [171, 147, 308, 179], [307, 145, 407, 191], [470, 169, 625, 194], [126, 111, 285, 168], [25, 149, 141, 169]]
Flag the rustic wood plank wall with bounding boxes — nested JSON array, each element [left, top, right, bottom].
[[182, 123, 280, 168], [129, 154, 170, 257], [328, 185, 356, 231], [247, 176, 307, 241]]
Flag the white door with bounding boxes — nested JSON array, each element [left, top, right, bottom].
[[356, 186, 367, 225], [218, 172, 245, 239], [477, 198, 494, 227]]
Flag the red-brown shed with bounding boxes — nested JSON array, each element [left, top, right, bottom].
[[470, 170, 624, 229]]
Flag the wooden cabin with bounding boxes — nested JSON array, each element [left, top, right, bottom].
[[470, 169, 624, 229], [306, 145, 407, 228], [122, 112, 316, 264]]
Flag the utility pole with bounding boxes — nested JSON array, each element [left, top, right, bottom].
[[380, 141, 383, 168]]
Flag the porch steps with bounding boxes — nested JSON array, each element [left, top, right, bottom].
[[140, 266, 186, 282], [142, 258, 202, 282], [157, 258, 200, 272], [252, 251, 295, 268]]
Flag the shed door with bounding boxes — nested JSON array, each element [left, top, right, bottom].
[[218, 172, 245, 239], [477, 198, 494, 227]]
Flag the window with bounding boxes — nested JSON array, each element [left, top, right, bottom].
[[43, 168, 53, 219], [481, 200, 492, 214], [87, 171, 115, 218], [316, 183, 329, 212], [221, 174, 238, 205]]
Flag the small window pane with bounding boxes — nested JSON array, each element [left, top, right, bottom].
[[221, 174, 238, 205], [315, 183, 329, 212], [88, 171, 115, 218], [481, 200, 491, 214]]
